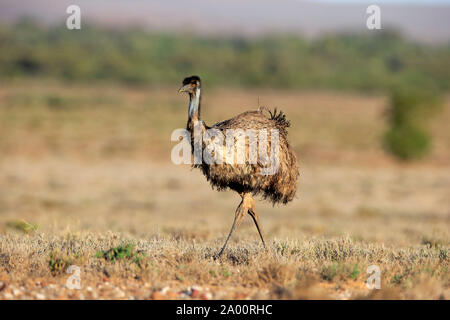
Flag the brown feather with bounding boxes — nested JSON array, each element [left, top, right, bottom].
[[189, 109, 299, 205]]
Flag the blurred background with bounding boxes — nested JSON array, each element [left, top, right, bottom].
[[0, 0, 449, 248]]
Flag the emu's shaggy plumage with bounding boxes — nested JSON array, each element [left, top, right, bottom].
[[178, 75, 299, 257], [202, 109, 298, 205]]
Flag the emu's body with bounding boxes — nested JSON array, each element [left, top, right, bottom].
[[179, 76, 298, 257]]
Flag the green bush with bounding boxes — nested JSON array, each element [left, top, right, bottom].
[[383, 87, 442, 160], [384, 124, 430, 160]]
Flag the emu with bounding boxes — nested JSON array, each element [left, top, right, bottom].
[[178, 75, 298, 257]]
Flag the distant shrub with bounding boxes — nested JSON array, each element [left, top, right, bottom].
[[383, 87, 442, 161], [384, 124, 430, 160]]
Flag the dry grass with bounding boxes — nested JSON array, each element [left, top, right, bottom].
[[0, 81, 448, 299], [0, 232, 447, 299]]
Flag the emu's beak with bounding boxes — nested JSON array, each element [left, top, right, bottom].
[[178, 84, 190, 93]]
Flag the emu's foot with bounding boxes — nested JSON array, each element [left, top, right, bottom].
[[212, 254, 219, 261], [213, 251, 224, 261]]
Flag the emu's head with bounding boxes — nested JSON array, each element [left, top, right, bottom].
[[178, 75, 201, 95]]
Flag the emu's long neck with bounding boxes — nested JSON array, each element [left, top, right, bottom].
[[188, 88, 201, 122], [186, 88, 205, 157]]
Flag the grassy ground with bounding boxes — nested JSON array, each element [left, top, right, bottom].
[[0, 81, 448, 299]]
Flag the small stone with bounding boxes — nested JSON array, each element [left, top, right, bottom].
[[191, 289, 200, 299], [181, 289, 190, 296], [151, 291, 164, 300], [115, 288, 125, 298], [4, 292, 13, 299], [36, 293, 45, 299], [160, 286, 170, 295], [200, 292, 212, 300], [234, 292, 247, 299]]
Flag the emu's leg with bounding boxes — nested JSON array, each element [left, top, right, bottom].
[[248, 202, 267, 249], [215, 196, 246, 258]]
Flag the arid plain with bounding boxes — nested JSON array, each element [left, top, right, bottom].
[[0, 81, 448, 299]]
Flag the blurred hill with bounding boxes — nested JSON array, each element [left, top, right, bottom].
[[1, 0, 450, 44], [0, 19, 449, 91]]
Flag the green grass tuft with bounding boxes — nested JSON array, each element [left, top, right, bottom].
[[6, 219, 39, 233], [96, 243, 146, 267]]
